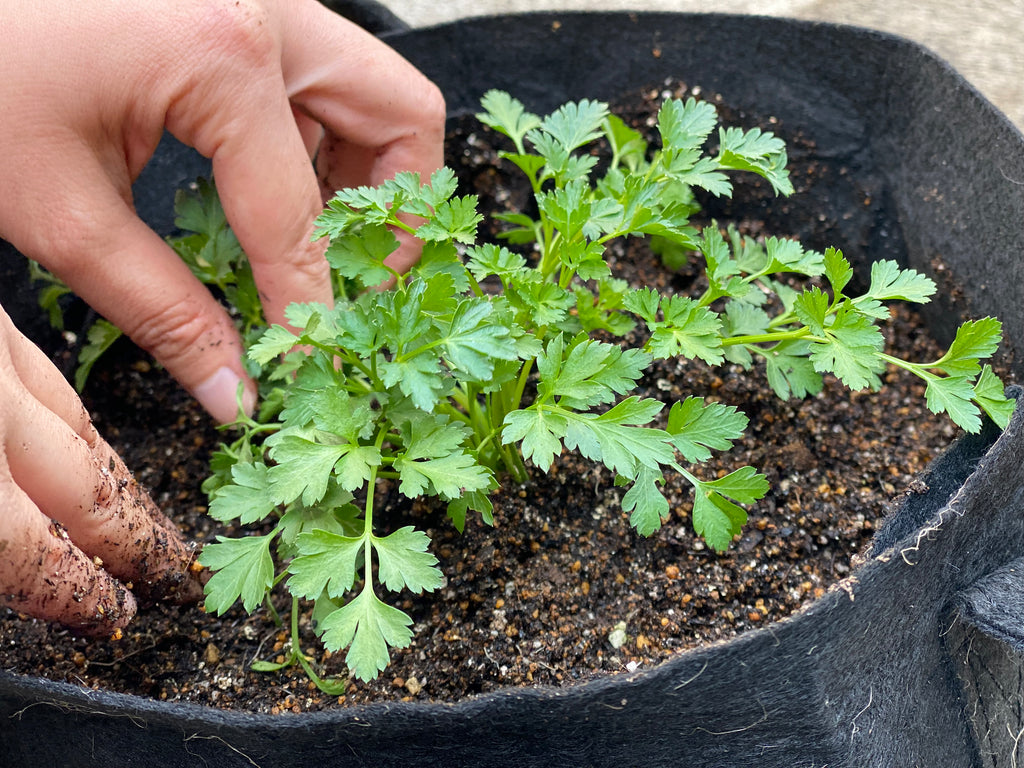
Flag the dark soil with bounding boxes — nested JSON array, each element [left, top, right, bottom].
[[0, 81, 997, 713]]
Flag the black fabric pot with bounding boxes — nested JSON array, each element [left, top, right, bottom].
[[3, 10, 1024, 768]]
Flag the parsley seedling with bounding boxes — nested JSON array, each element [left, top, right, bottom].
[[35, 91, 1012, 686]]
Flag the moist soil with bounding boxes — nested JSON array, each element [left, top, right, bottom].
[[0, 81, 996, 714]]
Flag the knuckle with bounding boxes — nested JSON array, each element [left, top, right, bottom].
[[196, 0, 276, 67], [123, 295, 227, 370]]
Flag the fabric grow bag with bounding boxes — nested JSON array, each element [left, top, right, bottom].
[[2, 10, 1024, 768]]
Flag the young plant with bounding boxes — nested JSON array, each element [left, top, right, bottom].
[[33, 90, 1010, 685], [192, 90, 1012, 686]]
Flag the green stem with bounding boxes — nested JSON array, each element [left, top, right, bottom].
[[722, 327, 815, 347]]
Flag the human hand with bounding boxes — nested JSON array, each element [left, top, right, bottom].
[[0, 0, 445, 423], [0, 306, 202, 634]]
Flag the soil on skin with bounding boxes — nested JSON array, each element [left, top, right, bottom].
[[0, 81, 1000, 713]]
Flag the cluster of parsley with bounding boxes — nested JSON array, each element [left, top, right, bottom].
[[34, 91, 1013, 687]]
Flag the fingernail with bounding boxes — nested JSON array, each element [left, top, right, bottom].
[[193, 367, 257, 423]]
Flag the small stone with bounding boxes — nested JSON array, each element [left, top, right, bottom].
[[204, 643, 221, 665], [405, 677, 423, 695]]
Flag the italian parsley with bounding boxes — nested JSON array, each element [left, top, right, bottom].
[[35, 91, 1012, 686]]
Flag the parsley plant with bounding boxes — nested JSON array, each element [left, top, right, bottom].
[[34, 91, 1013, 686]]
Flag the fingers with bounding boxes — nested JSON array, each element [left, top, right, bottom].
[[0, 309, 203, 632], [279, 0, 446, 273], [0, 479, 136, 635], [13, 154, 257, 424]]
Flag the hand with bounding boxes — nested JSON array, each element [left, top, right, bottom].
[[0, 0, 445, 423], [0, 306, 202, 634]]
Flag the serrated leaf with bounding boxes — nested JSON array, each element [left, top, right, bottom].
[[325, 223, 398, 287], [289, 529, 364, 600], [318, 586, 414, 682], [466, 243, 528, 283], [74, 319, 123, 391], [394, 450, 493, 500], [562, 398, 673, 479], [439, 299, 518, 380], [924, 374, 982, 433], [717, 126, 794, 196], [248, 324, 300, 365], [861, 260, 936, 303], [415, 196, 482, 244], [764, 340, 824, 400], [379, 351, 445, 412], [824, 247, 853, 296], [938, 317, 1003, 377], [808, 304, 885, 391], [476, 90, 542, 152], [446, 487, 496, 532], [372, 527, 444, 594], [502, 408, 568, 471], [199, 534, 275, 614], [667, 397, 749, 463], [657, 97, 718, 151], [208, 461, 277, 525], [793, 287, 830, 336], [537, 335, 651, 409], [267, 435, 352, 505], [620, 466, 669, 536], [646, 295, 724, 364], [691, 467, 768, 552], [538, 98, 609, 152], [974, 364, 1015, 429], [692, 489, 748, 553]]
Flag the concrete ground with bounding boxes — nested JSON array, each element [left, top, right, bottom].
[[378, 0, 1024, 131]]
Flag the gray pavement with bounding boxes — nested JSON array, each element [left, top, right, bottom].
[[379, 0, 1024, 131]]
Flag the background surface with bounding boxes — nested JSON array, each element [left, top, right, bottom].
[[379, 0, 1024, 131]]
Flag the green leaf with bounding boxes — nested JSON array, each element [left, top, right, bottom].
[[439, 299, 518, 380], [466, 243, 528, 283], [74, 319, 123, 391], [372, 527, 445, 594], [691, 467, 769, 552], [938, 317, 1003, 377], [639, 294, 725, 365], [562, 397, 673, 479], [666, 397, 749, 463], [325, 223, 399, 287], [537, 98, 609, 152], [502, 408, 568, 471], [717, 126, 794, 196], [208, 461, 277, 525], [248, 324, 300, 365], [199, 534, 276, 614], [657, 97, 718, 152], [974, 364, 1015, 429], [823, 247, 853, 296], [317, 586, 415, 682], [536, 334, 651, 409], [860, 260, 936, 303], [395, 450, 493, 500], [808, 304, 885, 391], [603, 113, 647, 171], [267, 434, 379, 504], [621, 466, 670, 536], [924, 374, 982, 433], [764, 340, 824, 400], [415, 196, 483, 244], [289, 529, 364, 600], [477, 90, 542, 153], [793, 287, 830, 336]]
